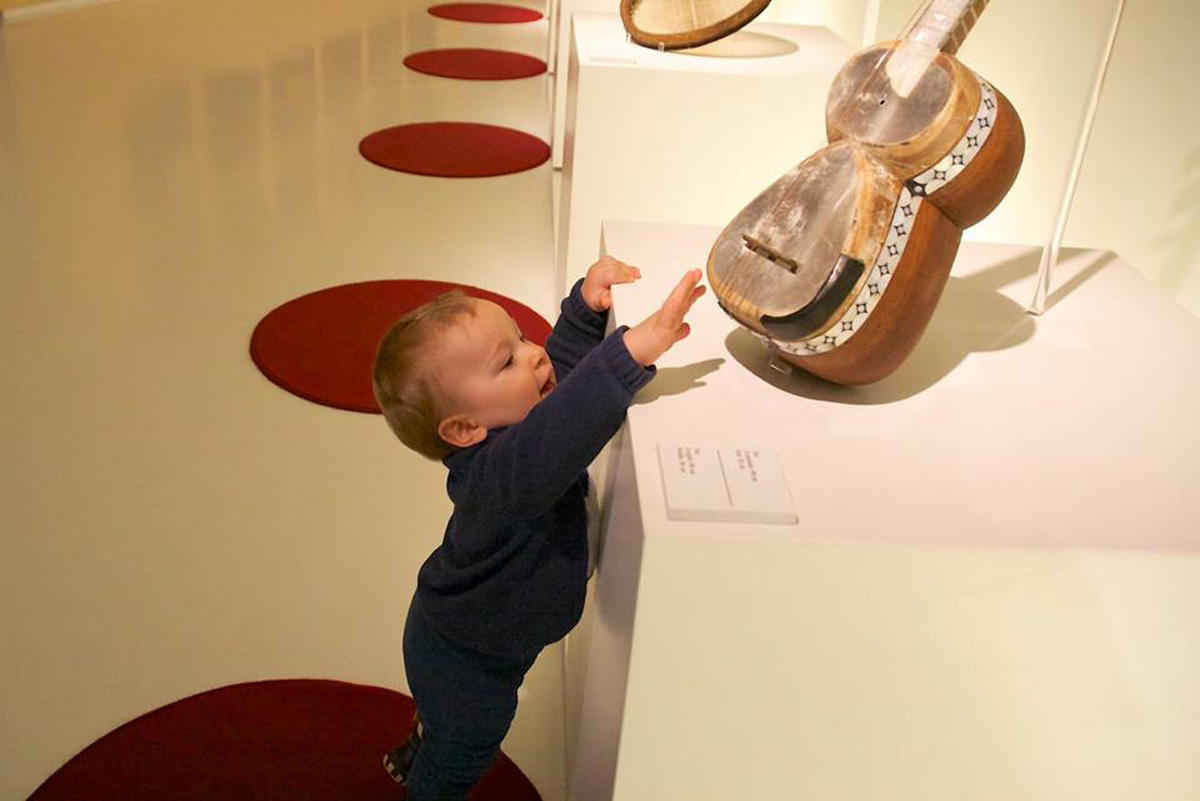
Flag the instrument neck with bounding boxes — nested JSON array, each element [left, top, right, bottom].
[[900, 0, 989, 56]]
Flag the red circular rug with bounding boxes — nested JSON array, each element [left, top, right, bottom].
[[405, 48, 547, 80], [251, 280, 552, 413], [428, 3, 543, 23], [30, 679, 542, 801], [359, 122, 550, 177]]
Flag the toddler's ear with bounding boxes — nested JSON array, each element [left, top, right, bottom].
[[437, 414, 487, 449]]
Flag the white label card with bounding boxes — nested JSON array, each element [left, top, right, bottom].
[[656, 442, 798, 525]]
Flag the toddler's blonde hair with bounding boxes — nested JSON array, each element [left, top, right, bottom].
[[372, 290, 475, 460]]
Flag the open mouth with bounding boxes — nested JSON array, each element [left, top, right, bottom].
[[539, 374, 556, 398]]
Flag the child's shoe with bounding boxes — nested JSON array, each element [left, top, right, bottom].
[[382, 718, 424, 784]]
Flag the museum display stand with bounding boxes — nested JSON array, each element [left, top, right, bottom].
[[554, 14, 852, 295], [549, 0, 776, 161], [550, 0, 612, 166], [564, 220, 1200, 801]]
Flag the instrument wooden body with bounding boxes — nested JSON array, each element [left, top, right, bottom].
[[707, 1, 1024, 384]]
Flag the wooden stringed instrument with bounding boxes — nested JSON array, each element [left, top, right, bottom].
[[707, 0, 1024, 384]]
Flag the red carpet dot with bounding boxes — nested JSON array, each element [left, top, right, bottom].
[[428, 3, 543, 23], [250, 280, 552, 413], [405, 48, 547, 80], [359, 122, 549, 178], [29, 680, 542, 801]]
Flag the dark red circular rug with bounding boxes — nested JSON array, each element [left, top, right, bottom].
[[251, 280, 552, 413], [29, 679, 542, 801], [428, 3, 543, 23], [359, 122, 550, 177], [405, 48, 547, 80]]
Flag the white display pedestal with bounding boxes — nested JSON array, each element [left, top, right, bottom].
[[550, 0, 622, 163], [555, 14, 851, 296], [565, 221, 1200, 801]]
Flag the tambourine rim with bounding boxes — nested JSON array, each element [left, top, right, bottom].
[[619, 0, 775, 51]]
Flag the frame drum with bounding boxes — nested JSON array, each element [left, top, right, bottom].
[[620, 0, 774, 50]]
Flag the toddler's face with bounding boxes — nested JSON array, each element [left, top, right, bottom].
[[434, 298, 556, 438]]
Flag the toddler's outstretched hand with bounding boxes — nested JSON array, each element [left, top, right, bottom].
[[623, 269, 706, 367], [582, 256, 641, 312]]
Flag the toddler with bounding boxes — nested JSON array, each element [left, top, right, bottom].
[[372, 258, 704, 800]]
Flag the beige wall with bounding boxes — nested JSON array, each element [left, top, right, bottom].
[[1065, 0, 1200, 314], [759, 0, 870, 53], [875, 0, 1200, 315]]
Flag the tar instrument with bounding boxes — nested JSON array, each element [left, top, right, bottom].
[[707, 0, 1024, 384]]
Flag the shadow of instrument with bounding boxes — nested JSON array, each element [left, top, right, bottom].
[[707, 0, 1025, 385], [620, 0, 774, 51]]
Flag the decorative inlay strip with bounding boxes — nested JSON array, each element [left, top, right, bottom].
[[908, 78, 998, 197]]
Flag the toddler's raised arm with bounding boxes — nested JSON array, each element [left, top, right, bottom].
[[546, 257, 641, 380], [544, 280, 609, 381], [457, 269, 705, 519], [459, 327, 650, 519]]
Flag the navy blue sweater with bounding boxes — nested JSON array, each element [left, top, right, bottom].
[[416, 281, 656, 657]]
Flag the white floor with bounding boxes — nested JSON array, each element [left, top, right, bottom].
[[0, 1, 568, 798]]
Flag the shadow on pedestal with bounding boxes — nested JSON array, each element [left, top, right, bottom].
[[723, 247, 1116, 404]]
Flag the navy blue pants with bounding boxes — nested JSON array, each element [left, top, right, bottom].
[[403, 595, 542, 801]]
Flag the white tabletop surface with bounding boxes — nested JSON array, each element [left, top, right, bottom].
[[603, 220, 1200, 552]]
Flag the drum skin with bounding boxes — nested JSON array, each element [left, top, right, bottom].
[[620, 0, 773, 50]]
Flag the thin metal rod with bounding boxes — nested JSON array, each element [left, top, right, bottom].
[[1028, 0, 1126, 315]]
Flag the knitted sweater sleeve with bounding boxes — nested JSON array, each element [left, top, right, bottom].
[[455, 328, 655, 519], [546, 278, 609, 381]]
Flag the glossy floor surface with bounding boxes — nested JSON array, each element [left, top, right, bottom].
[[0, 1, 565, 798]]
